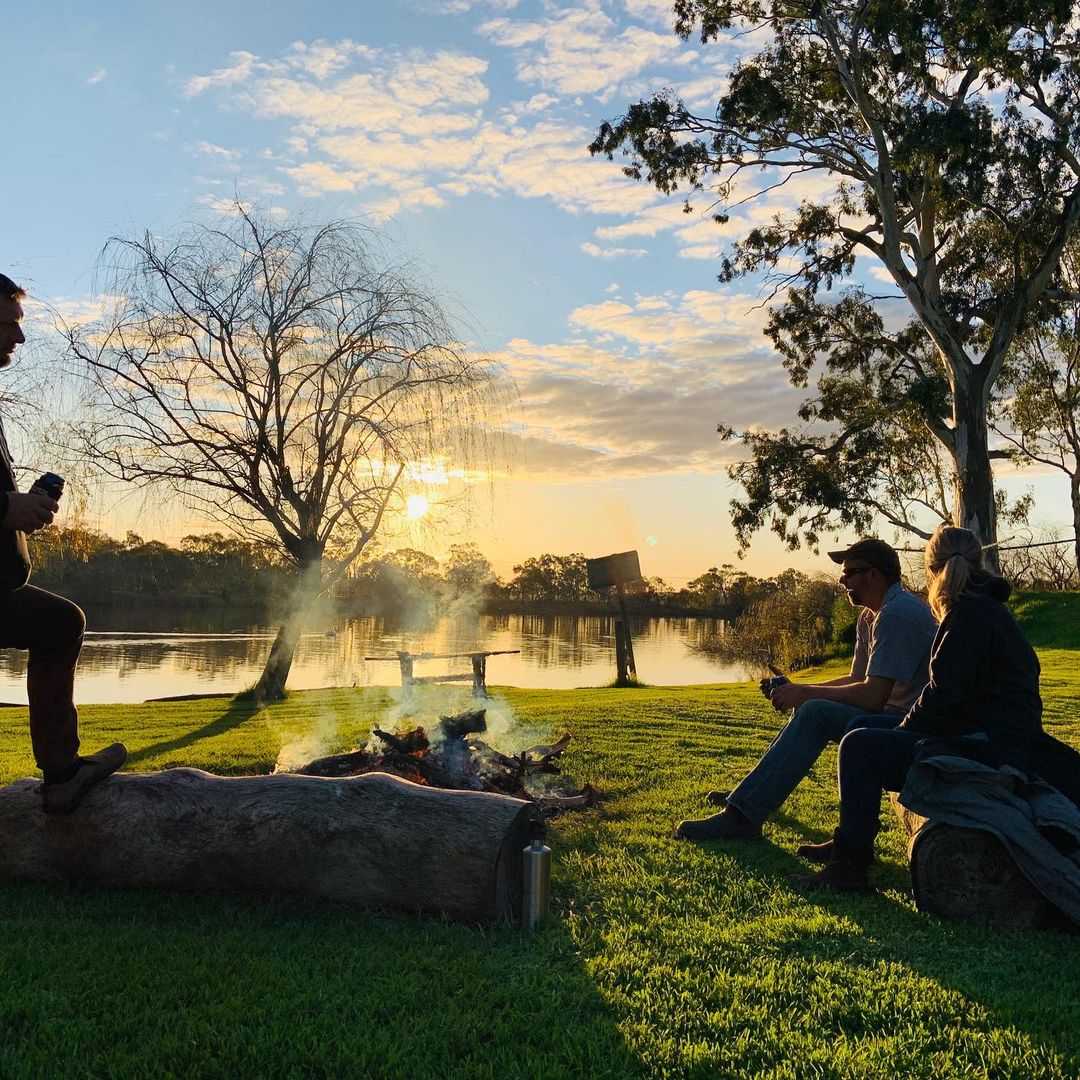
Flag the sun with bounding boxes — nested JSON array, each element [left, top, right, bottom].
[[406, 494, 429, 520]]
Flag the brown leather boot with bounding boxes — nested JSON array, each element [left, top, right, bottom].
[[796, 838, 876, 865], [674, 805, 762, 841], [41, 743, 128, 815], [792, 832, 873, 893], [795, 838, 834, 864]]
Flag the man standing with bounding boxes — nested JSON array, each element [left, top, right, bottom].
[[0, 272, 126, 813], [675, 538, 936, 843]]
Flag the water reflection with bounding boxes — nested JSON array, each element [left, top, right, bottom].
[[0, 610, 746, 704]]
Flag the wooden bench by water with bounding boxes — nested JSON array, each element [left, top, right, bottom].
[[364, 649, 521, 697]]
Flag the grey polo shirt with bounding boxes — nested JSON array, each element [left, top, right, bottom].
[[850, 582, 937, 713]]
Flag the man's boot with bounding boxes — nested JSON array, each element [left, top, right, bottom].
[[41, 743, 128, 815], [704, 789, 730, 807], [795, 838, 834, 863], [674, 804, 762, 841], [792, 831, 873, 893], [796, 838, 877, 865]]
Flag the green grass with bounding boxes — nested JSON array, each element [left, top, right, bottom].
[[0, 657, 1078, 1078], [1010, 591, 1080, 649]]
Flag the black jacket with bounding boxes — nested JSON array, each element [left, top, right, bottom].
[[900, 575, 1041, 739], [901, 576, 1080, 809]]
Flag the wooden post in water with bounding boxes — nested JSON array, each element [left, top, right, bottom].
[[615, 579, 637, 681], [614, 621, 629, 685], [471, 653, 488, 698], [586, 550, 643, 686]]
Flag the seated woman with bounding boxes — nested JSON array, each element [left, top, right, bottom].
[[798, 525, 1043, 893]]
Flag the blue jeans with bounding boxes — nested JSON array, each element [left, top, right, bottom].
[[834, 727, 927, 850], [727, 700, 900, 826]]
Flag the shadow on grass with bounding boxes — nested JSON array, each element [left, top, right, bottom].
[[0, 882, 647, 1079], [124, 697, 264, 769], [691, 836, 1080, 1072]]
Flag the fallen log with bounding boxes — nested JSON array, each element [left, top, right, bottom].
[[889, 792, 1065, 930], [0, 769, 536, 924]]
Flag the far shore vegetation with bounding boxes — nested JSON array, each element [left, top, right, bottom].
[[30, 526, 1077, 677]]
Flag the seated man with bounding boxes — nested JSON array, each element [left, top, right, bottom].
[[0, 272, 126, 813], [675, 538, 936, 843]]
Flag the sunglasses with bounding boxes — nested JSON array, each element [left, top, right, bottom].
[[839, 565, 875, 581]]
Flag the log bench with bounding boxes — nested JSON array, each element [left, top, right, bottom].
[[0, 769, 537, 924], [889, 792, 1068, 930]]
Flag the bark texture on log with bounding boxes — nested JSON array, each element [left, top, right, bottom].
[[889, 793, 1064, 930], [0, 769, 536, 924]]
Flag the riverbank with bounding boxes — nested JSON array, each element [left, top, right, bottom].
[[0, 647, 1077, 1076]]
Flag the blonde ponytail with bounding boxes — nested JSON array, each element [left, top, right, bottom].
[[924, 526, 984, 620]]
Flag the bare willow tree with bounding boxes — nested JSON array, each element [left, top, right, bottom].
[[63, 206, 502, 700]]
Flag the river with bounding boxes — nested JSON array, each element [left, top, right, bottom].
[[0, 608, 750, 704]]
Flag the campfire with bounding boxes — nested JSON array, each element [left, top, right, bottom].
[[293, 707, 596, 815]]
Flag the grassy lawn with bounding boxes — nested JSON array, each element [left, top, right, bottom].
[[0, 650, 1077, 1077]]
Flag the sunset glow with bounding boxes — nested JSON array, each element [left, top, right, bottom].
[[405, 495, 429, 521], [4, 1, 1070, 581]]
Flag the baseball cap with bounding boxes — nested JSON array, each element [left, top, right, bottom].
[[826, 538, 901, 581]]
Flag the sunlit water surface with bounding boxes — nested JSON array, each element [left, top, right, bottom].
[[0, 609, 750, 704]]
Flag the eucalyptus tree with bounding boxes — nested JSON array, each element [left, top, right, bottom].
[[592, 0, 1080, 564], [64, 206, 501, 699], [994, 260, 1080, 575]]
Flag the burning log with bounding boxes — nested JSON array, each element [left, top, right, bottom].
[[0, 769, 535, 923], [296, 709, 595, 814]]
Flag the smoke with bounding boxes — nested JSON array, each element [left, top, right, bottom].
[[272, 704, 343, 774], [271, 679, 552, 775]]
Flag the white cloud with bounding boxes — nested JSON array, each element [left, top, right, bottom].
[[479, 7, 683, 102], [622, 0, 677, 28], [196, 196, 256, 214], [283, 160, 362, 195], [581, 242, 647, 259], [487, 287, 801, 481], [420, 0, 520, 12], [186, 51, 262, 97], [87, 68, 107, 86], [192, 141, 241, 162], [595, 203, 691, 240], [180, 29, 799, 252], [286, 39, 374, 80]]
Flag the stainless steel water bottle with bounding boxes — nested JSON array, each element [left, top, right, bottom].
[[521, 819, 551, 930]]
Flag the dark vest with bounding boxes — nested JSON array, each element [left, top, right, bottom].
[[0, 416, 31, 592]]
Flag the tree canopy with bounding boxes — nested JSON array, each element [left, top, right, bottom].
[[593, 0, 1080, 562]]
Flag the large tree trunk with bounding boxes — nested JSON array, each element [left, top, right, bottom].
[[949, 367, 1001, 574], [1072, 472, 1080, 581], [0, 769, 536, 924], [250, 554, 323, 701]]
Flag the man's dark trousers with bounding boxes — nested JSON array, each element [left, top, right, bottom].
[[0, 584, 84, 773]]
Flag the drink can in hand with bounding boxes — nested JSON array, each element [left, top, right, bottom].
[[29, 472, 65, 502]]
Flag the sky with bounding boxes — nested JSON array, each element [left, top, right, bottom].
[[3, 0, 1069, 583]]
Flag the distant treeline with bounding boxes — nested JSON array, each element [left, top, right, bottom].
[[28, 528, 292, 609], [336, 547, 810, 622], [26, 528, 811, 623]]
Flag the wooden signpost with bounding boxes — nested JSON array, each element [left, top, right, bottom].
[[585, 550, 643, 686]]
